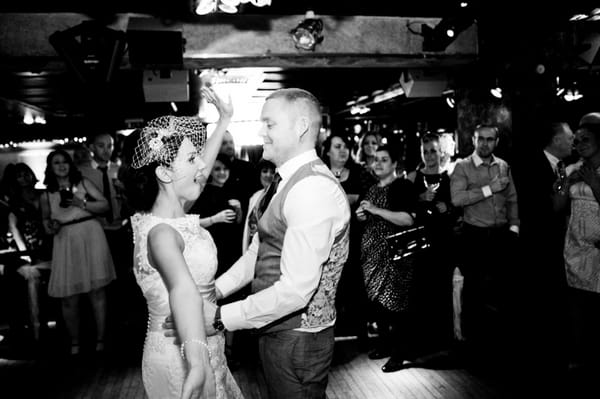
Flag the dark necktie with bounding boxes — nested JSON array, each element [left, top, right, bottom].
[[98, 166, 114, 222], [256, 172, 281, 220], [556, 160, 566, 179]]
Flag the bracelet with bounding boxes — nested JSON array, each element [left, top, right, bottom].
[[180, 338, 212, 360]]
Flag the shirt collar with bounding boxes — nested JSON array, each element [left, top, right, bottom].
[[543, 149, 560, 171], [277, 149, 319, 182], [471, 151, 498, 167], [92, 159, 111, 169]]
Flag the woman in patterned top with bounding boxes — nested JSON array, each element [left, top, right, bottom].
[[356, 144, 419, 373]]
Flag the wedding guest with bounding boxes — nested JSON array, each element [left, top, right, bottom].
[[219, 130, 261, 215], [558, 121, 600, 373], [354, 131, 382, 175], [242, 158, 276, 253], [407, 133, 456, 352], [450, 124, 519, 366], [41, 149, 116, 355], [189, 153, 243, 278], [357, 144, 420, 372], [322, 132, 375, 344], [6, 163, 53, 341]]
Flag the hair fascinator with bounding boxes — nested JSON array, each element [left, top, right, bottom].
[[132, 115, 207, 169]]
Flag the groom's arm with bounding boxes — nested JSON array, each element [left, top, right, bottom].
[[215, 234, 258, 298]]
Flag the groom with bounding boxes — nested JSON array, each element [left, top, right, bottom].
[[186, 88, 350, 398]]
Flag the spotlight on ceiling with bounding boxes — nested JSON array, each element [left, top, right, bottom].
[[421, 4, 475, 52], [443, 89, 455, 108], [290, 10, 324, 51], [490, 87, 503, 99]]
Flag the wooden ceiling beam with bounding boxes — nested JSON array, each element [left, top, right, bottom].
[[0, 13, 478, 71]]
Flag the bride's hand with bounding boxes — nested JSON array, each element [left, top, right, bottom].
[[181, 364, 216, 399], [201, 86, 233, 121]]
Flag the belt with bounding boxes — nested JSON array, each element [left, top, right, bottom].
[[60, 215, 96, 227], [464, 223, 507, 231]]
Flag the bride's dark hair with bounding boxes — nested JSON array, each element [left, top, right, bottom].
[[122, 162, 160, 212]]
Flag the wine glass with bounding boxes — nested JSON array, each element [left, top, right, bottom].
[[423, 176, 440, 193]]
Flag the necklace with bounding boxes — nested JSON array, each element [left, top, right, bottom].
[[331, 167, 345, 179]]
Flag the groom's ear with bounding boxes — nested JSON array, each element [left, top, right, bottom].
[[155, 165, 172, 183]]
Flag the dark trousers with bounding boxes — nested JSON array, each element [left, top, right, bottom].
[[458, 223, 519, 360], [568, 287, 600, 365], [258, 327, 334, 399], [371, 300, 419, 360]]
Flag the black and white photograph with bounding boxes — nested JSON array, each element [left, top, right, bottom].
[[1, 1, 599, 398]]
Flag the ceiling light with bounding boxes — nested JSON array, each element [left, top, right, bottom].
[[421, 8, 475, 52], [373, 86, 404, 103], [564, 89, 583, 102], [570, 13, 589, 22], [290, 11, 324, 51], [350, 105, 370, 115], [490, 87, 503, 98], [443, 89, 455, 108], [195, 0, 270, 15], [195, 0, 217, 15]]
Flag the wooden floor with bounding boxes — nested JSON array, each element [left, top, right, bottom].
[[1, 319, 598, 399], [0, 327, 515, 399]]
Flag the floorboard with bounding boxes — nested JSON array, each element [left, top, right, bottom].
[[0, 326, 595, 399]]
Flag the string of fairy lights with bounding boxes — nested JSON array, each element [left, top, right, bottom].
[[0, 137, 87, 150]]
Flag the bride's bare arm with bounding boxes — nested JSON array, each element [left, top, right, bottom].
[[148, 223, 216, 399], [198, 86, 233, 179]]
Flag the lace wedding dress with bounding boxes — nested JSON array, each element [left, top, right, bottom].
[[131, 213, 244, 399]]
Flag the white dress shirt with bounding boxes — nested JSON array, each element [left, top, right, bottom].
[[216, 149, 350, 332], [543, 149, 561, 175]]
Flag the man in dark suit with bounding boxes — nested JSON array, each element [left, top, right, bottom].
[[513, 121, 574, 394]]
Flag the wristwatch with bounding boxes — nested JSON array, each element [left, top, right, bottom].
[[213, 306, 225, 332]]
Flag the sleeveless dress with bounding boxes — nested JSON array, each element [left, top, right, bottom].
[[47, 182, 116, 298], [131, 213, 244, 399], [564, 177, 600, 293]]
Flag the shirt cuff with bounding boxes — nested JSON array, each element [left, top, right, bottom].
[[509, 225, 519, 235], [215, 274, 238, 299], [482, 185, 493, 197], [220, 301, 248, 332]]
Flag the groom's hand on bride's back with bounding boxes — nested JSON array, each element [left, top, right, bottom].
[[162, 300, 219, 339]]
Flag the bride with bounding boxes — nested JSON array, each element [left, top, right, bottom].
[[124, 87, 243, 399]]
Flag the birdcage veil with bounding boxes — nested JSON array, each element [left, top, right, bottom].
[[131, 115, 207, 169]]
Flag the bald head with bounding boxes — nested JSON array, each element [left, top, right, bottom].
[[219, 130, 236, 160]]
